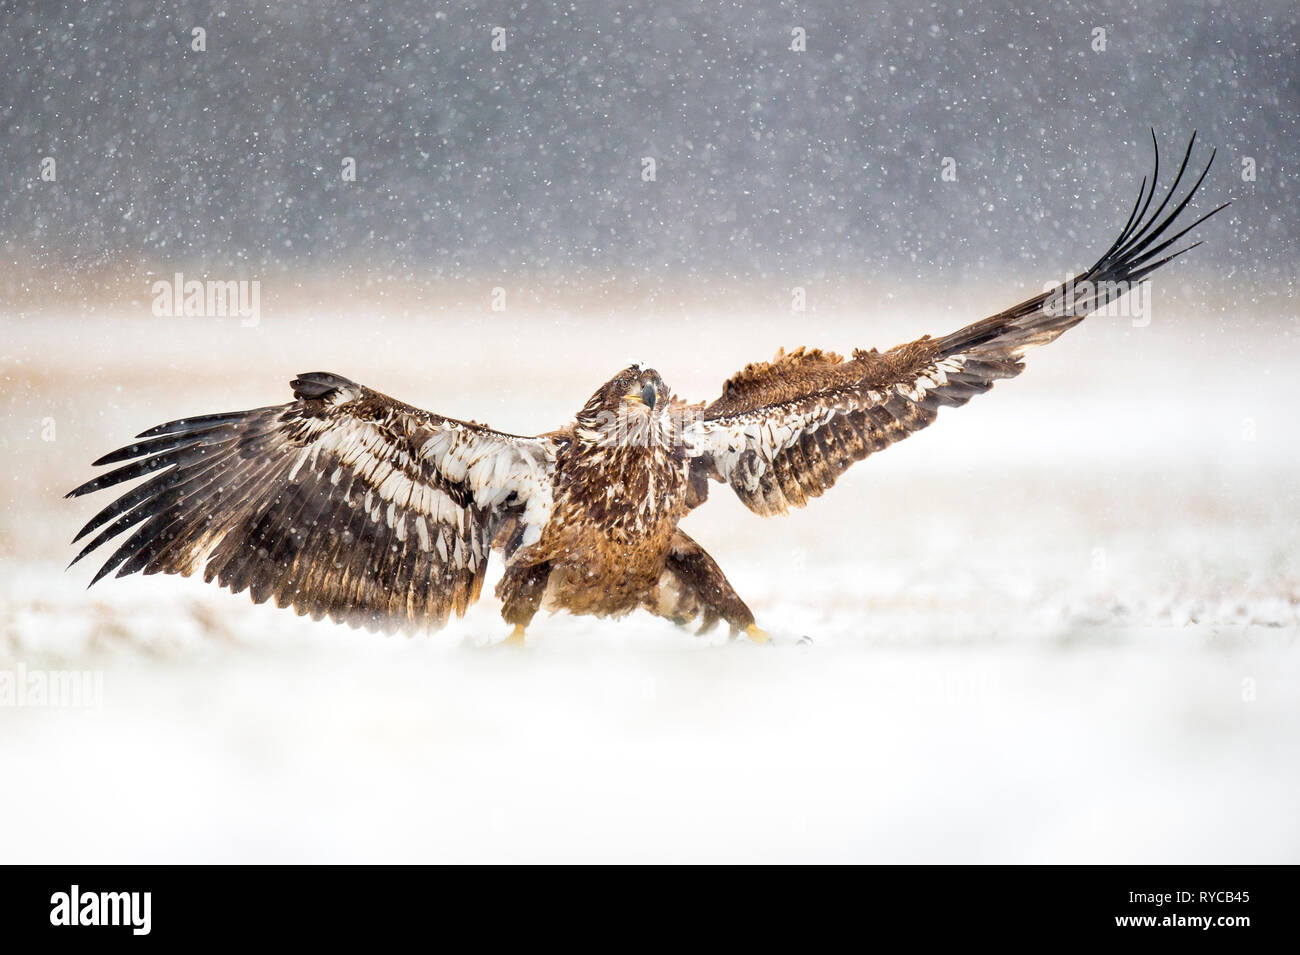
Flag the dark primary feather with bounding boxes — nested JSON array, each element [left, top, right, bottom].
[[693, 133, 1229, 516], [67, 373, 556, 633]]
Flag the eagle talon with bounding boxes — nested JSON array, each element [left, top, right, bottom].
[[743, 624, 770, 645], [503, 624, 528, 647]]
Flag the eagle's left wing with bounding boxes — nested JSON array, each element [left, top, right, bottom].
[[67, 372, 556, 632], [687, 132, 1228, 517]]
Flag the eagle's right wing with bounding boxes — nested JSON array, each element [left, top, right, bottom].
[[687, 132, 1229, 516], [67, 372, 557, 632]]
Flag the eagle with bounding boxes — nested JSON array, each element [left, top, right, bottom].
[[68, 134, 1226, 644]]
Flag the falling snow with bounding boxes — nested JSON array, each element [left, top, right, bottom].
[[1, 1, 1297, 862]]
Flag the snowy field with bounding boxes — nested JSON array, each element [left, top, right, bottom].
[[2, 280, 1298, 863]]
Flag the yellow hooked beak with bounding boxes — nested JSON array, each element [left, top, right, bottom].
[[625, 381, 658, 410]]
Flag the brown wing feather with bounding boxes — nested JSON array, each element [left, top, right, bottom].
[[67, 372, 555, 633], [692, 342, 1008, 515], [691, 132, 1228, 516]]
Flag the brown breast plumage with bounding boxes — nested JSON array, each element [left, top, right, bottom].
[[532, 435, 691, 618]]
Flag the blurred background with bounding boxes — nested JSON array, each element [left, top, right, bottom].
[[3, 0, 1298, 296], [1, 1, 1297, 862]]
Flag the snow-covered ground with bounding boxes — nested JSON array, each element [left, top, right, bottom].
[[2, 282, 1297, 862]]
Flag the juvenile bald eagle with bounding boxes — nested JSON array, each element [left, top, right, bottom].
[[68, 134, 1226, 643]]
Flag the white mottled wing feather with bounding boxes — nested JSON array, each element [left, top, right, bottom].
[[67, 371, 556, 632]]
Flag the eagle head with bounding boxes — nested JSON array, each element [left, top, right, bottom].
[[575, 365, 672, 448]]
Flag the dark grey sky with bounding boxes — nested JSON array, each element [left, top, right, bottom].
[[3, 0, 1296, 284]]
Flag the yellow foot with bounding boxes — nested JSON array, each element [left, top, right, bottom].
[[503, 624, 527, 647], [744, 624, 770, 644]]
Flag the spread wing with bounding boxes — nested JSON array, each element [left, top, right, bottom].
[[688, 132, 1229, 516], [67, 372, 556, 632]]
